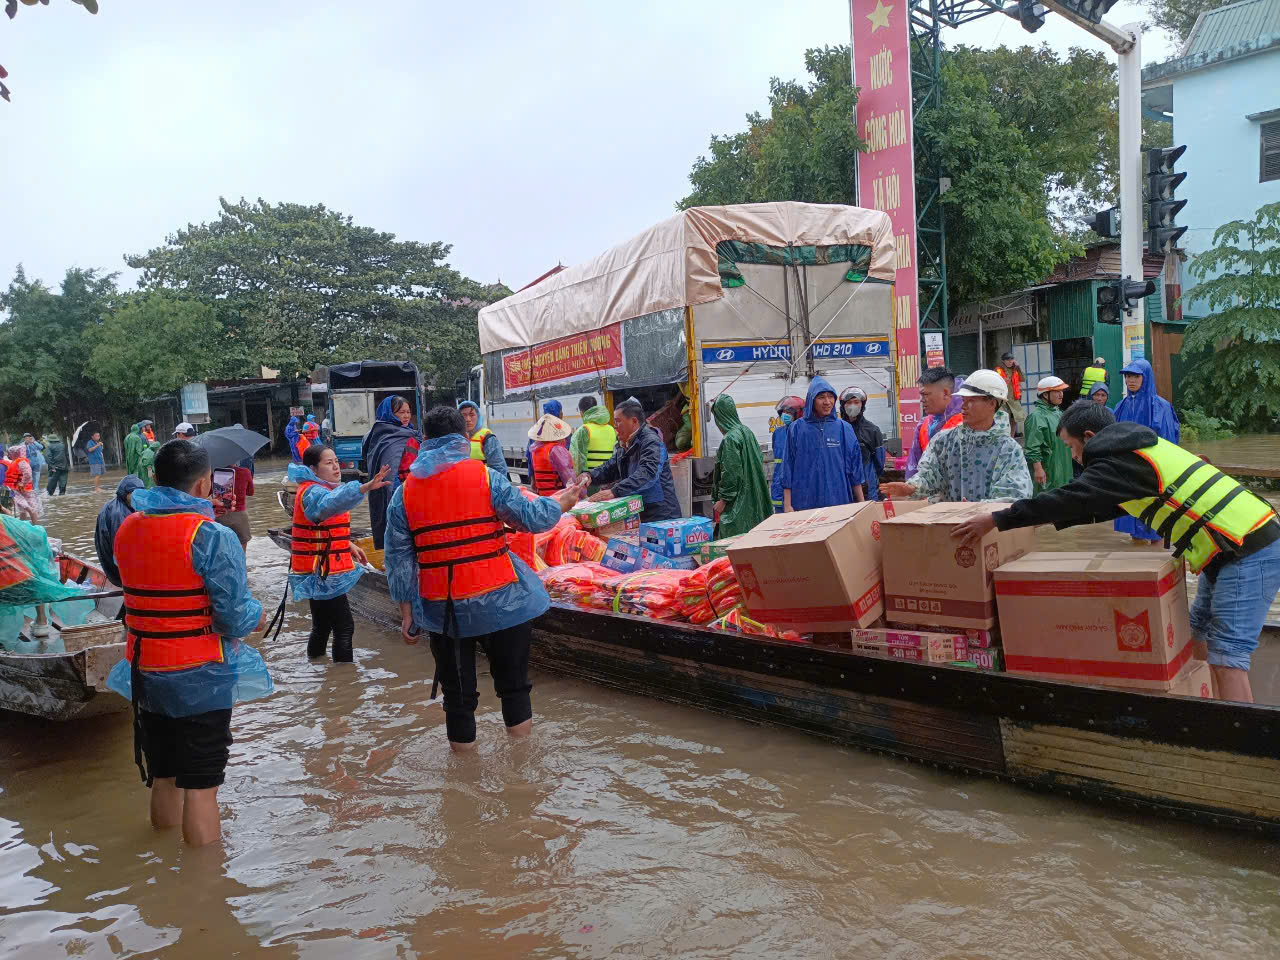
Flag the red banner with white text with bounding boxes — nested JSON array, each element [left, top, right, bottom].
[[502, 321, 626, 394]]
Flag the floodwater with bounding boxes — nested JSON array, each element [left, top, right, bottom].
[[4, 467, 1280, 959]]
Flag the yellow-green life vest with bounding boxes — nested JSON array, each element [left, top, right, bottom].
[[1080, 366, 1107, 397], [470, 427, 494, 461], [583, 421, 617, 468], [1121, 438, 1275, 574]]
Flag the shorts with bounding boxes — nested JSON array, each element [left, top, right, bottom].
[[1190, 538, 1280, 671], [140, 708, 233, 790], [217, 510, 252, 549], [89, 462, 105, 476]]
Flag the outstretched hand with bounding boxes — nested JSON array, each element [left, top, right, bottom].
[[951, 513, 997, 546], [879, 482, 915, 499], [360, 464, 392, 493], [556, 478, 587, 513]]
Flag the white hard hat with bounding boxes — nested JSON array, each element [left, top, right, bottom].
[[1036, 376, 1068, 392], [1095, 356, 1106, 365], [174, 422, 196, 436], [955, 369, 1008, 402]]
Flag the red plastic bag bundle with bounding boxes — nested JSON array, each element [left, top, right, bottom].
[[540, 562, 622, 611], [675, 566, 716, 625], [702, 557, 744, 615], [709, 606, 806, 643], [539, 518, 607, 566], [611, 569, 700, 620]]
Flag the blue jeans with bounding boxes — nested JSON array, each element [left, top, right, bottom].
[[1189, 538, 1280, 670]]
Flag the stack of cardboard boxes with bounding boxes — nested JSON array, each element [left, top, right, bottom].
[[602, 516, 715, 574]]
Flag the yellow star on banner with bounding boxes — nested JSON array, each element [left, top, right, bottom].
[[866, 0, 893, 31]]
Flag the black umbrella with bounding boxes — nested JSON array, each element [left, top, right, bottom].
[[193, 425, 270, 469]]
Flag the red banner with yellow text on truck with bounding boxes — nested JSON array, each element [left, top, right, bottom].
[[501, 321, 627, 394]]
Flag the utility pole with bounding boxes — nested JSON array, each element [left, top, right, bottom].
[[1117, 23, 1144, 364]]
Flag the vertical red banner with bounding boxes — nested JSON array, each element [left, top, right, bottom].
[[851, 0, 921, 441]]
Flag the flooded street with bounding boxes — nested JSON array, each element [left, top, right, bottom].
[[3, 467, 1280, 959]]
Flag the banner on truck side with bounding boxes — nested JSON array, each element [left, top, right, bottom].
[[701, 338, 891, 365], [501, 321, 626, 393]]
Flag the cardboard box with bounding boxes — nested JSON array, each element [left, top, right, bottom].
[[1169, 658, 1214, 699], [851, 638, 957, 663], [995, 552, 1192, 691], [726, 499, 928, 632], [638, 547, 698, 571], [600, 536, 642, 574], [639, 517, 715, 557], [881, 502, 1038, 630], [852, 626, 966, 651], [570, 495, 644, 530], [696, 535, 744, 565], [595, 515, 641, 539]]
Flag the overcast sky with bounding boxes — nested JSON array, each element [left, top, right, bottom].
[[1, 1, 1175, 296]]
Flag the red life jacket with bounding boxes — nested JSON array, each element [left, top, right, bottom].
[[529, 442, 560, 495], [115, 512, 223, 672], [398, 437, 420, 484], [0, 522, 33, 591], [998, 366, 1022, 400], [402, 458, 517, 601], [290, 481, 354, 577], [916, 412, 963, 455], [3, 456, 30, 492]]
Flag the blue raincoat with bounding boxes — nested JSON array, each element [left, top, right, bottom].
[[524, 399, 566, 473], [106, 486, 269, 716], [458, 400, 508, 475], [385, 434, 562, 638], [779, 377, 865, 510], [769, 415, 794, 511], [1114, 357, 1180, 540], [287, 462, 367, 600], [94, 474, 144, 586]]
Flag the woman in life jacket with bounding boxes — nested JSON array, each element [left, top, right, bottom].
[[4, 445, 40, 523], [288, 444, 390, 662], [527, 414, 576, 495]]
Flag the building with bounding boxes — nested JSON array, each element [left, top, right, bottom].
[[1142, 0, 1280, 319]]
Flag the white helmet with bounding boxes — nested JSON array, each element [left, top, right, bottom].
[[955, 368, 1008, 402], [1036, 375, 1068, 392]]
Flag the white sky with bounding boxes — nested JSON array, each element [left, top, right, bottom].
[[0, 1, 1175, 295]]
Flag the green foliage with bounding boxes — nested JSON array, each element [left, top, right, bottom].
[[126, 197, 504, 388], [1182, 202, 1280, 432], [87, 293, 222, 399], [1141, 0, 1233, 42], [0, 266, 116, 434], [1177, 406, 1236, 443]]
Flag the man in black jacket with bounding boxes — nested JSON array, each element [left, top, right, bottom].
[[577, 398, 680, 522], [953, 400, 1280, 703]]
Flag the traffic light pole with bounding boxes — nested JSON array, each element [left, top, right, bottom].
[[1117, 23, 1145, 365]]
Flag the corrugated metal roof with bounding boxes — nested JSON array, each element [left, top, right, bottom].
[[1184, 0, 1280, 58]]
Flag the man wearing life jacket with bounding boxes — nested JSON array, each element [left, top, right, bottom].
[[1080, 356, 1108, 399], [384, 405, 581, 752], [110, 440, 268, 847], [527, 414, 576, 495], [953, 400, 1280, 704], [905, 368, 963, 479], [458, 400, 508, 475], [570, 394, 618, 476]]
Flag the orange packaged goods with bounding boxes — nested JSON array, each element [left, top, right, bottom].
[[540, 521, 607, 566], [702, 556, 744, 615], [540, 562, 621, 611], [881, 502, 1037, 631], [995, 552, 1194, 692], [675, 565, 717, 625], [611, 569, 701, 620], [727, 500, 928, 632], [709, 606, 805, 643]]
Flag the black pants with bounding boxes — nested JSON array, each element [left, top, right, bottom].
[[429, 622, 533, 744], [46, 468, 68, 496], [308, 594, 354, 662]]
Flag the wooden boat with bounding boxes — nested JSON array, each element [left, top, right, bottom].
[[0, 554, 127, 721], [268, 525, 1280, 835]]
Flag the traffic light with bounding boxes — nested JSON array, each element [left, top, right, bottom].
[[1097, 276, 1155, 325], [1147, 145, 1187, 254], [1013, 0, 1047, 32], [1055, 0, 1119, 24], [1090, 207, 1118, 238]]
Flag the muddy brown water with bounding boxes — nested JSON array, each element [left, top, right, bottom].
[[3, 466, 1280, 959]]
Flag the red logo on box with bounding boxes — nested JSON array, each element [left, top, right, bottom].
[[955, 546, 976, 568], [983, 544, 1000, 571], [871, 521, 882, 541], [1166, 623, 1174, 649], [1200, 682, 1212, 697], [736, 563, 762, 601], [1115, 610, 1152, 652]]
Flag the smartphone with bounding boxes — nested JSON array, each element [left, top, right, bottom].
[[212, 468, 235, 499]]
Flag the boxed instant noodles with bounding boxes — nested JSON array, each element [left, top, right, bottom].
[[951, 647, 1004, 671], [570, 495, 644, 530], [639, 516, 715, 558], [881, 502, 1037, 630], [600, 536, 643, 574], [726, 499, 928, 632], [851, 638, 958, 663], [595, 515, 641, 539], [995, 552, 1192, 691]]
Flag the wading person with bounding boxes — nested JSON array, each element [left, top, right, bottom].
[[288, 444, 390, 662], [94, 475, 143, 586], [1024, 376, 1072, 494], [385, 405, 580, 752], [906, 368, 962, 479], [23, 433, 44, 494], [1114, 358, 1180, 545], [570, 395, 617, 476], [124, 422, 146, 477], [458, 400, 508, 475], [951, 400, 1280, 704], [4, 444, 40, 523], [110, 440, 268, 847], [880, 369, 1032, 503], [86, 431, 106, 493], [710, 393, 772, 536], [578, 397, 680, 522], [362, 395, 422, 549], [780, 376, 864, 511], [44, 434, 69, 497]]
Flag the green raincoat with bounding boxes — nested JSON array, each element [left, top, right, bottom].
[[710, 394, 773, 538], [570, 405, 616, 474], [123, 422, 145, 477], [139, 441, 159, 489], [1023, 397, 1072, 494]]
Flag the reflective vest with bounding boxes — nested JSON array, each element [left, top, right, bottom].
[[529, 443, 560, 495], [116, 512, 223, 672], [1122, 438, 1276, 574], [469, 426, 495, 462], [998, 366, 1022, 400], [916, 412, 962, 455], [3, 456, 31, 492], [290, 481, 355, 577], [583, 422, 617, 468], [403, 458, 517, 601], [0, 522, 33, 591], [1080, 366, 1107, 397]]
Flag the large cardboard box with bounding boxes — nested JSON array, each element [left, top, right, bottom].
[[881, 502, 1038, 630], [995, 552, 1193, 691], [726, 500, 927, 632]]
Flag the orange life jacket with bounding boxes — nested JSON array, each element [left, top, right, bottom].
[[529, 443, 560, 495], [0, 522, 33, 591], [290, 481, 354, 577], [3, 456, 30, 492], [116, 512, 223, 672], [916, 412, 963, 455], [402, 458, 517, 601], [998, 366, 1022, 400]]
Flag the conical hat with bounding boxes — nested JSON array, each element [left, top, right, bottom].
[[529, 414, 572, 442]]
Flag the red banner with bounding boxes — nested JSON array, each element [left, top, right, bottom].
[[502, 321, 626, 393], [851, 0, 920, 440]]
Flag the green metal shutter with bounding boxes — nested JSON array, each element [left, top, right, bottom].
[[949, 334, 978, 375], [1048, 282, 1098, 340]]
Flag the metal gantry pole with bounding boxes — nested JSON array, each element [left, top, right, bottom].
[[1117, 22, 1145, 364]]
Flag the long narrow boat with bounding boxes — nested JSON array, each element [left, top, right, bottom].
[[269, 526, 1280, 835], [0, 554, 127, 721]]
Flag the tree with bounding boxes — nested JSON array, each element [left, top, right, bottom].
[[126, 198, 503, 388], [0, 265, 116, 434], [1141, 0, 1233, 43], [1180, 202, 1280, 432], [87, 293, 223, 399]]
